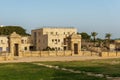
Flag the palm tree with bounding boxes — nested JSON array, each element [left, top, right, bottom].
[[105, 33, 111, 50], [91, 32, 98, 46]]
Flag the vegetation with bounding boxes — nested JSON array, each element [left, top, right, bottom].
[[43, 46, 55, 51], [77, 31, 115, 51], [78, 32, 91, 40], [0, 63, 106, 80], [41, 58, 120, 77], [91, 32, 98, 45], [0, 26, 30, 36], [105, 33, 112, 49]]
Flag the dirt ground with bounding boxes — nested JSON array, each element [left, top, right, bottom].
[[0, 56, 120, 63]]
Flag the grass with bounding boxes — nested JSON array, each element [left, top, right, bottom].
[[40, 58, 120, 77], [0, 63, 106, 80]]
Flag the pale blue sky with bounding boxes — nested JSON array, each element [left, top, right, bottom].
[[0, 0, 120, 38]]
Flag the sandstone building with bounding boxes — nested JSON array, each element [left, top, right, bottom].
[[32, 27, 81, 54], [0, 27, 81, 57], [0, 32, 32, 56]]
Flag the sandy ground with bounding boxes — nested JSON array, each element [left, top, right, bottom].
[[0, 56, 120, 63]]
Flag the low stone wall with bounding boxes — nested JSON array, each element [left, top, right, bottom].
[[100, 51, 120, 57], [20, 50, 99, 57], [0, 53, 14, 61], [0, 56, 6, 61], [1, 51, 120, 61], [21, 50, 73, 57], [81, 51, 99, 56]]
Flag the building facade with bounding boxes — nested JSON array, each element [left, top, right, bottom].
[[0, 27, 81, 57], [32, 27, 81, 53], [0, 32, 32, 55]]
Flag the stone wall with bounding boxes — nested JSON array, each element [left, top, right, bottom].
[[1, 51, 120, 61], [21, 50, 73, 57], [100, 51, 120, 57], [19, 51, 120, 57]]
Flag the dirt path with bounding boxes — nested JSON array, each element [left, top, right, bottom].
[[0, 56, 120, 63], [33, 63, 120, 80]]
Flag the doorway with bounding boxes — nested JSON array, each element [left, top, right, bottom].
[[14, 44, 19, 56], [74, 43, 78, 54]]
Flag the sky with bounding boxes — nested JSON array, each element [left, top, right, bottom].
[[0, 0, 120, 39]]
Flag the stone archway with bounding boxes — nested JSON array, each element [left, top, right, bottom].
[[67, 33, 81, 55], [9, 32, 22, 56]]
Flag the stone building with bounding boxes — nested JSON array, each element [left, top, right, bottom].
[[32, 27, 81, 54], [0, 27, 81, 57], [0, 32, 32, 56], [0, 36, 9, 52]]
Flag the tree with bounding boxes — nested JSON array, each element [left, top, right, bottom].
[[91, 32, 98, 46], [105, 33, 111, 41], [105, 33, 112, 49], [78, 32, 91, 40], [0, 26, 30, 36]]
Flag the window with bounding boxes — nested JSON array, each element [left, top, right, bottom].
[[64, 32, 65, 35], [51, 32, 53, 35], [1, 40, 3, 44], [58, 47, 60, 50], [25, 40, 27, 44], [6, 47, 9, 52], [56, 32, 58, 35], [52, 39, 54, 42], [55, 39, 57, 44], [58, 39, 60, 42], [0, 47, 2, 52], [24, 47, 27, 50], [68, 32, 70, 34], [55, 47, 57, 50], [21, 40, 24, 44]]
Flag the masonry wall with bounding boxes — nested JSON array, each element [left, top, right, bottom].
[[1, 51, 120, 61], [20, 51, 120, 57]]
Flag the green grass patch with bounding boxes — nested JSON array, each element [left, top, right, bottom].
[[0, 63, 106, 80], [40, 58, 120, 77]]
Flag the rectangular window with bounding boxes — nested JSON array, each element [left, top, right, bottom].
[[58, 47, 60, 50], [55, 47, 57, 50], [58, 39, 60, 42], [55, 39, 57, 44], [34, 32, 37, 44], [24, 47, 27, 50], [52, 39, 54, 42], [51, 32, 53, 35], [68, 32, 70, 34], [21, 40, 24, 44], [6, 47, 9, 52], [0, 47, 2, 52]]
